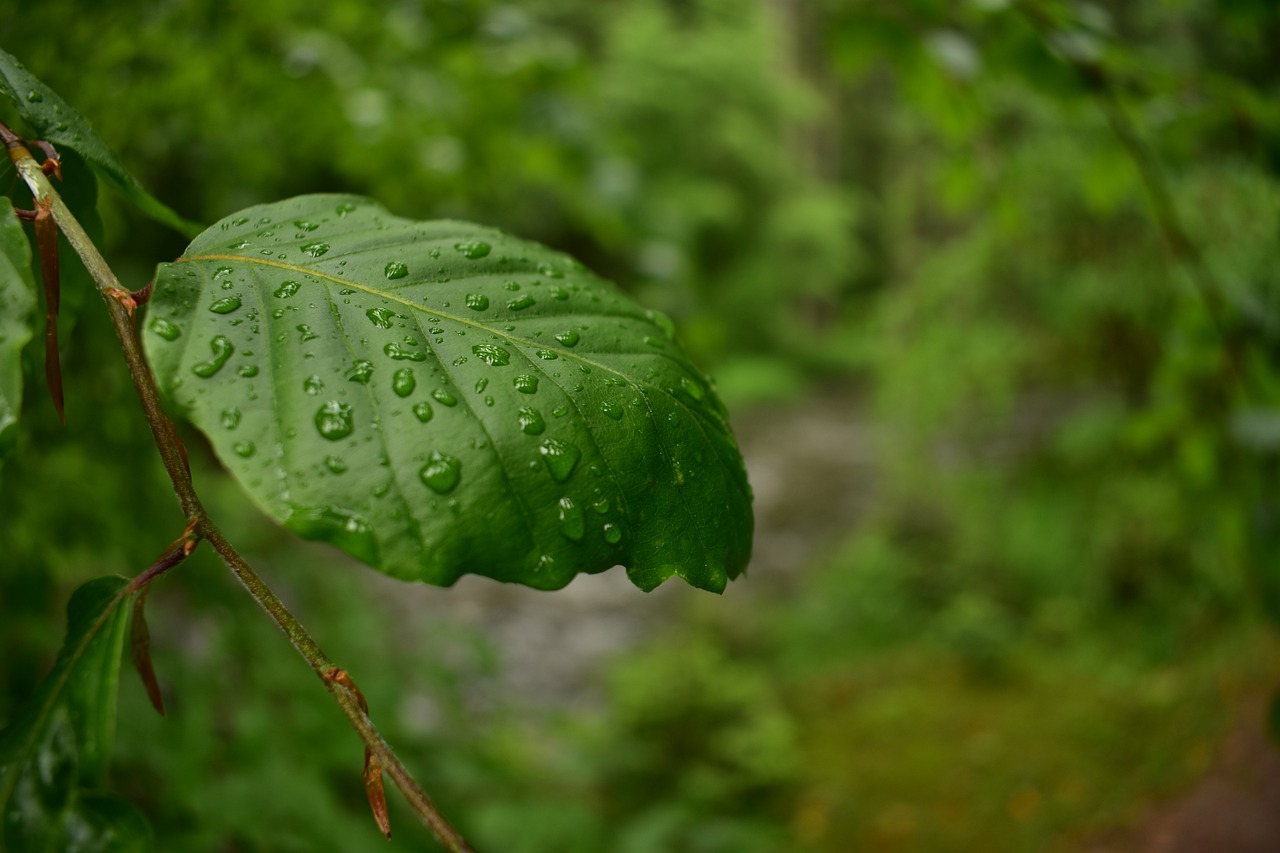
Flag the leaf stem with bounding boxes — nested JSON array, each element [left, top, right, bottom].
[[4, 123, 473, 853]]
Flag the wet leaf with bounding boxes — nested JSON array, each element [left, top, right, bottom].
[[0, 48, 200, 237], [143, 194, 753, 592], [0, 200, 37, 462], [0, 576, 152, 851]]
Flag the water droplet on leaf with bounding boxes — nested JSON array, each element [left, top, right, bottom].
[[677, 376, 705, 403], [150, 318, 181, 341], [413, 401, 434, 422], [465, 293, 489, 311], [554, 331, 580, 347], [514, 375, 539, 394], [472, 343, 510, 365], [603, 523, 622, 544], [384, 342, 426, 361], [233, 441, 255, 458], [392, 368, 416, 397], [432, 388, 457, 406], [221, 408, 241, 429], [557, 497, 585, 541], [454, 240, 491, 259], [518, 407, 546, 435], [210, 296, 242, 314], [303, 375, 324, 395], [419, 451, 461, 493], [601, 402, 624, 421], [315, 401, 354, 440], [192, 336, 234, 377], [539, 438, 581, 482], [507, 294, 536, 311], [301, 241, 330, 257], [384, 261, 409, 279], [325, 455, 347, 473], [366, 307, 394, 328], [348, 360, 374, 383], [274, 280, 300, 298], [286, 505, 375, 564]]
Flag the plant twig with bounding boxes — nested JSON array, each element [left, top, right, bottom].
[[1015, 1, 1256, 399], [4, 121, 474, 853]]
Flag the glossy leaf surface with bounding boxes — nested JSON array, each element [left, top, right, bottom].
[[0, 48, 199, 237], [144, 195, 753, 591], [0, 576, 152, 851], [0, 201, 36, 460]]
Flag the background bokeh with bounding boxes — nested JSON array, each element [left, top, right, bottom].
[[4, 0, 1280, 850]]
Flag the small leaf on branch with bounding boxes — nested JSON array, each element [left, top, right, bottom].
[[143, 194, 754, 592], [0, 48, 201, 236], [0, 577, 153, 851], [0, 199, 37, 461], [131, 587, 165, 716]]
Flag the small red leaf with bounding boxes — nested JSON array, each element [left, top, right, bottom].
[[131, 587, 165, 715]]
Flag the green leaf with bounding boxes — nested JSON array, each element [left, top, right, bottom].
[[143, 195, 753, 592], [0, 48, 200, 237], [0, 576, 152, 852], [0, 200, 37, 460]]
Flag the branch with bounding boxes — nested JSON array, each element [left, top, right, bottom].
[[1015, 1, 1256, 399], [4, 122, 474, 853]]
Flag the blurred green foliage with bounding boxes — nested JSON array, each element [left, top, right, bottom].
[[4, 0, 1280, 849]]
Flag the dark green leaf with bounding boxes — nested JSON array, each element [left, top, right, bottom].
[[143, 195, 753, 592], [0, 576, 152, 852], [0, 48, 200, 237], [0, 200, 37, 460]]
